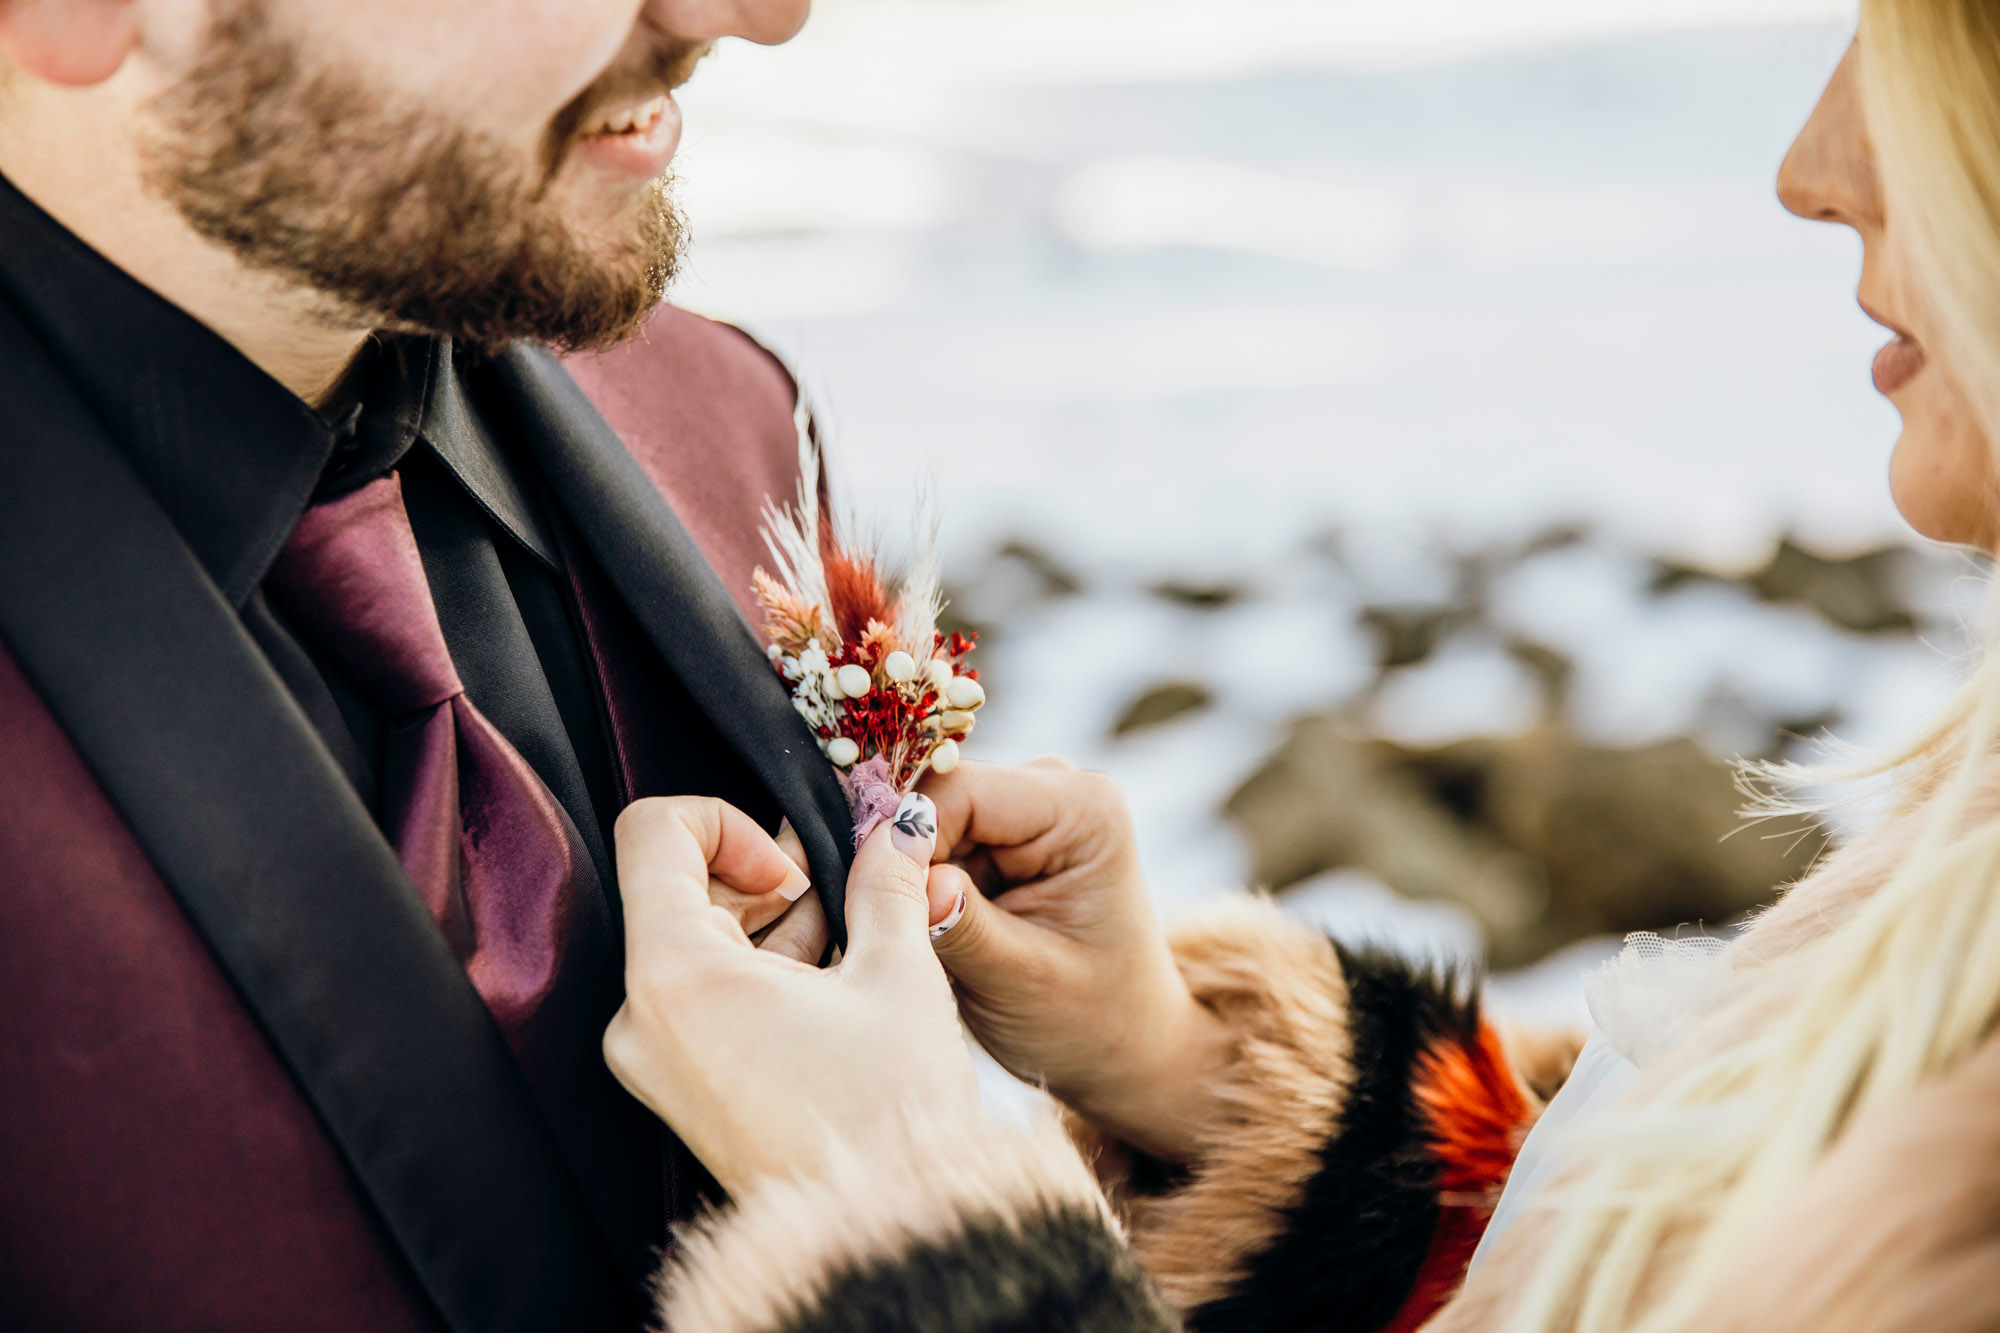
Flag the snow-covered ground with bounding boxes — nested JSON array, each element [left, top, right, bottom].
[[667, 0, 1981, 1024]]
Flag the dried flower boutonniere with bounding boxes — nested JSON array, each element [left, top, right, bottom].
[[752, 431, 982, 848]]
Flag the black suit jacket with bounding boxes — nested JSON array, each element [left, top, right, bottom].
[[0, 299, 853, 1333]]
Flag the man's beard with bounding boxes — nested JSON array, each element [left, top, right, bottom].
[[141, 2, 694, 354]]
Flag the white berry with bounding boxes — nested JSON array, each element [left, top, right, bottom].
[[930, 739, 960, 774], [826, 737, 861, 767], [945, 676, 986, 710], [836, 664, 873, 698]]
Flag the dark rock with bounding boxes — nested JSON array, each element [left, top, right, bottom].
[[1358, 605, 1471, 670], [1226, 713, 1824, 967], [994, 539, 1084, 600], [1652, 538, 1918, 635], [1112, 681, 1215, 737], [1151, 580, 1245, 610]]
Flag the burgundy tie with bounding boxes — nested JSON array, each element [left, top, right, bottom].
[[267, 472, 589, 1047]]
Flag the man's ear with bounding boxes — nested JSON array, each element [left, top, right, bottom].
[[0, 0, 142, 87]]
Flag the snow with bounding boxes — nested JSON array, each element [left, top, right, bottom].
[[665, 1, 1969, 1013]]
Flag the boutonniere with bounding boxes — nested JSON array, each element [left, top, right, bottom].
[[752, 436, 983, 847]]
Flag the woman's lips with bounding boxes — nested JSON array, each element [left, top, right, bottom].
[[574, 93, 683, 180], [1873, 333, 1927, 396]]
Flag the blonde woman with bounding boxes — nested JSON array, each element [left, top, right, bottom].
[[605, 7, 2000, 1331]]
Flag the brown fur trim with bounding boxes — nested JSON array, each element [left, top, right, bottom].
[[1495, 1023, 1586, 1106], [654, 1109, 1122, 1333], [1115, 898, 1356, 1311]]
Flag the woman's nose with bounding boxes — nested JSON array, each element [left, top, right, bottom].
[[1778, 44, 1882, 230], [642, 0, 811, 47]]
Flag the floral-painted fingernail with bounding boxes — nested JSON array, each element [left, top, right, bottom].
[[890, 792, 938, 865], [930, 891, 967, 940]]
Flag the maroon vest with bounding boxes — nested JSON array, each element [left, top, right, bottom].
[[0, 307, 845, 1332]]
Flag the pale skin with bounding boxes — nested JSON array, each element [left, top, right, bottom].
[[601, 34, 2000, 1197], [1779, 43, 2000, 552], [603, 800, 978, 1199], [0, 0, 808, 403]]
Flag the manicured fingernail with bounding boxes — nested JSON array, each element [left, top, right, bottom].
[[889, 792, 938, 865], [930, 891, 967, 940], [777, 863, 811, 902]]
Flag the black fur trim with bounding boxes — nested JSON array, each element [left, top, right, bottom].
[[1188, 944, 1482, 1333], [774, 1204, 1178, 1333]]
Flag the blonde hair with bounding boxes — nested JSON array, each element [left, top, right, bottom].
[[1491, 5, 2000, 1330]]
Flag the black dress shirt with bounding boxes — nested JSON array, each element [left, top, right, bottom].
[[0, 172, 620, 896]]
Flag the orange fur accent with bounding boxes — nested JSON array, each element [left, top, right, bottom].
[[1383, 1021, 1544, 1333], [1415, 1021, 1537, 1199]]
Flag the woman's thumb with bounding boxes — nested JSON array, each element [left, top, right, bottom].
[[845, 794, 939, 955]]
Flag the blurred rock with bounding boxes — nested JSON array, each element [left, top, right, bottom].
[[940, 538, 1089, 703], [1359, 604, 1472, 670], [1653, 537, 1919, 634], [1150, 579, 1245, 610], [1226, 713, 1823, 967], [946, 538, 1083, 635], [994, 539, 1084, 600], [1112, 681, 1215, 736]]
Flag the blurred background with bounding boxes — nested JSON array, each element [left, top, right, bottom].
[[670, 0, 1987, 1022]]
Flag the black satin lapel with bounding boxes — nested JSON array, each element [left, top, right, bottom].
[[484, 346, 854, 938], [0, 309, 631, 1333]]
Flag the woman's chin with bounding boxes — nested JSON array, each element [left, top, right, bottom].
[[1889, 428, 2000, 551]]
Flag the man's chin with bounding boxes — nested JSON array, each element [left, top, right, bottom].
[[371, 183, 682, 353]]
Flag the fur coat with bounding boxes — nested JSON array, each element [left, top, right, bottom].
[[650, 886, 2000, 1333]]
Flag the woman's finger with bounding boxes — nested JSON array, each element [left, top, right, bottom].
[[615, 797, 808, 953], [921, 761, 1069, 858], [758, 887, 831, 965], [710, 879, 791, 939]]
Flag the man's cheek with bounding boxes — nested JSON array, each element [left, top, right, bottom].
[[291, 0, 640, 137]]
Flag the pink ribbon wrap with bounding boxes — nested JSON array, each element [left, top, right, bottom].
[[837, 755, 902, 849]]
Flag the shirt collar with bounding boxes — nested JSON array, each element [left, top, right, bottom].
[[0, 172, 554, 600], [0, 171, 342, 608], [420, 344, 561, 571]]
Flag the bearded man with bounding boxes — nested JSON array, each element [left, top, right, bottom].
[[0, 2, 854, 1329]]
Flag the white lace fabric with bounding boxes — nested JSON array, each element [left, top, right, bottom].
[[1470, 930, 1733, 1272], [1582, 931, 1733, 1069]]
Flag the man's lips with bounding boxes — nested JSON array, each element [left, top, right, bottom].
[[573, 93, 683, 179]]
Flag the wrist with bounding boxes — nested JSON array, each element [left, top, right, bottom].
[[1064, 992, 1236, 1161]]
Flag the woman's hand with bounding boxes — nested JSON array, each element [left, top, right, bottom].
[[705, 818, 830, 965], [603, 796, 979, 1198], [920, 762, 1234, 1160]]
